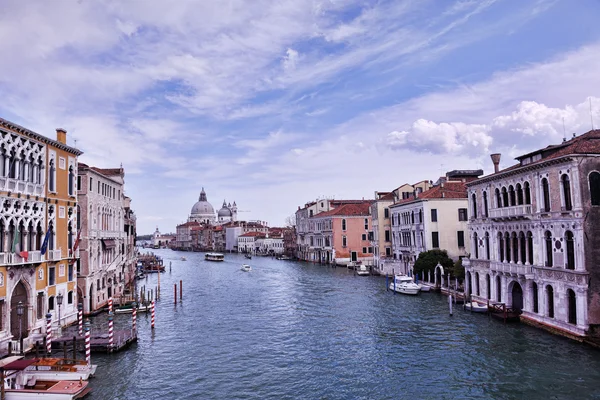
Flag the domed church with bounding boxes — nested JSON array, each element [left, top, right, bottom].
[[188, 188, 237, 225]]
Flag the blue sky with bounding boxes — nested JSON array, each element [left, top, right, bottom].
[[1, 0, 600, 234]]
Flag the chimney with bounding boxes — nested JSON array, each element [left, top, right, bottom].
[[56, 128, 67, 145], [490, 153, 501, 173]]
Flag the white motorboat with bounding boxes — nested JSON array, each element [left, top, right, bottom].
[[241, 264, 252, 272], [0, 357, 91, 399], [419, 284, 431, 292], [21, 357, 97, 381], [388, 275, 421, 295], [355, 265, 370, 276], [205, 253, 225, 262], [465, 301, 488, 313]]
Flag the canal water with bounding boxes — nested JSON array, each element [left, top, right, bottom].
[[87, 249, 600, 399]]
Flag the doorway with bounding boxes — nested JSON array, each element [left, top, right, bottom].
[[511, 282, 523, 311], [11, 281, 29, 339]]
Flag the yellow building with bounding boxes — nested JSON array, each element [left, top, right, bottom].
[[0, 118, 81, 352]]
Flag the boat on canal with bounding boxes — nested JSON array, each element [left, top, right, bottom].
[[114, 303, 151, 314], [464, 301, 488, 313], [355, 265, 370, 276], [0, 357, 91, 399], [5, 356, 97, 381], [241, 264, 252, 272], [388, 275, 421, 295], [205, 253, 225, 262], [244, 254, 252, 260]]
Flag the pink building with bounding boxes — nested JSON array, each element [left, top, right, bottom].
[[311, 202, 374, 265]]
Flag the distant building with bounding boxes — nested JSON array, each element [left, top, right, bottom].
[[282, 227, 297, 257], [464, 130, 600, 339], [151, 227, 175, 248]]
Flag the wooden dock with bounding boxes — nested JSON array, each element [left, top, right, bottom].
[[51, 330, 137, 353], [488, 302, 521, 323]]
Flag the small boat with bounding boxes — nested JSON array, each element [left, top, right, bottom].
[[276, 255, 292, 260], [388, 275, 421, 295], [18, 357, 97, 381], [244, 254, 252, 260], [241, 264, 252, 272], [355, 265, 370, 276], [0, 356, 91, 399], [465, 301, 488, 313], [114, 303, 151, 314], [419, 285, 431, 292], [205, 253, 225, 262], [181, 257, 187, 261]]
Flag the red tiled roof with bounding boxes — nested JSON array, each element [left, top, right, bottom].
[[177, 221, 201, 228], [418, 181, 467, 199], [240, 231, 265, 237], [90, 167, 124, 177], [314, 201, 372, 217]]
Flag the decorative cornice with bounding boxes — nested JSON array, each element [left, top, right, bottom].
[[0, 118, 83, 156], [467, 156, 574, 187]]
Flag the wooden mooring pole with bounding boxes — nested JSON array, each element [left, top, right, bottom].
[[179, 280, 183, 301], [174, 284, 177, 305]]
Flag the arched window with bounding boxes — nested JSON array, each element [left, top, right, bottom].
[[68, 222, 73, 250], [473, 232, 479, 259], [471, 193, 478, 219], [545, 231, 553, 267], [495, 188, 502, 208], [541, 178, 550, 212], [516, 183, 523, 205], [524, 182, 531, 205], [566, 231, 575, 270], [527, 231, 533, 265], [418, 209, 422, 223], [68, 291, 74, 304], [505, 232, 511, 263], [498, 232, 504, 262], [519, 232, 526, 264], [502, 187, 509, 208], [496, 275, 502, 302], [49, 159, 55, 192], [562, 174, 572, 211], [485, 232, 490, 260], [48, 296, 55, 311], [509, 185, 516, 206], [532, 282, 538, 313], [512, 232, 519, 263], [411, 211, 414, 224], [567, 289, 577, 324], [475, 272, 480, 296], [486, 274, 491, 300], [590, 172, 600, 206], [0, 148, 5, 177], [546, 285, 554, 318], [68, 166, 74, 196], [483, 191, 489, 217]]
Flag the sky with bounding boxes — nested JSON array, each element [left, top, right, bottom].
[[1, 0, 600, 235]]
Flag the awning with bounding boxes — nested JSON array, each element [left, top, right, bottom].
[[3, 358, 37, 370], [102, 239, 116, 249]]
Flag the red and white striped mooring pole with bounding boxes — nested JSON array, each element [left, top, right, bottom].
[[45, 313, 52, 354], [108, 297, 113, 313], [132, 302, 137, 334], [84, 320, 91, 365], [108, 311, 114, 351], [151, 300, 155, 330], [78, 303, 83, 336]]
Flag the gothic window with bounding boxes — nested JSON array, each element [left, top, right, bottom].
[[486, 274, 491, 300], [475, 272, 480, 296], [562, 174, 572, 211], [502, 187, 509, 207], [516, 183, 523, 205], [546, 285, 554, 318], [590, 171, 600, 206], [498, 232, 504, 262], [473, 233, 479, 259], [495, 188, 502, 208], [0, 148, 5, 177], [567, 289, 577, 324], [485, 232, 490, 260], [68, 166, 74, 196], [527, 231, 533, 265], [483, 191, 489, 217], [524, 182, 531, 205], [519, 232, 526, 264], [505, 232, 511, 263], [532, 282, 539, 313], [471, 193, 478, 218], [49, 222, 55, 251], [496, 275, 502, 302], [49, 159, 56, 192], [8, 150, 16, 179], [566, 231, 575, 270], [545, 231, 553, 267], [541, 178, 550, 212], [509, 185, 516, 206]]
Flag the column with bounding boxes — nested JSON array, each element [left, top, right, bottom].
[[517, 236, 522, 265], [525, 236, 530, 265]]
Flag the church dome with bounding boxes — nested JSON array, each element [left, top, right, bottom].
[[190, 188, 215, 219], [218, 200, 232, 217]]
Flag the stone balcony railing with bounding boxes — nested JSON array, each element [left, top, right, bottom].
[[0, 177, 44, 196], [88, 230, 127, 239], [532, 265, 589, 286], [0, 250, 46, 265], [492, 261, 534, 277], [489, 205, 533, 219]]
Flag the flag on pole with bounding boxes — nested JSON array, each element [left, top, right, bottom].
[[40, 228, 52, 255], [72, 229, 82, 253], [11, 226, 19, 253]]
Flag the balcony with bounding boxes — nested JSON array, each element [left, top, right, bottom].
[[48, 249, 62, 261], [491, 261, 533, 277], [0, 177, 44, 196], [489, 205, 532, 220], [0, 250, 43, 265], [532, 265, 589, 285]]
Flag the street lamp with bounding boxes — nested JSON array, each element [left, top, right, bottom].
[[16, 301, 24, 355], [56, 292, 64, 337]]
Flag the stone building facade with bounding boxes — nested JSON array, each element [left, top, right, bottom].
[[464, 130, 600, 338], [77, 164, 128, 314], [0, 118, 81, 352]]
